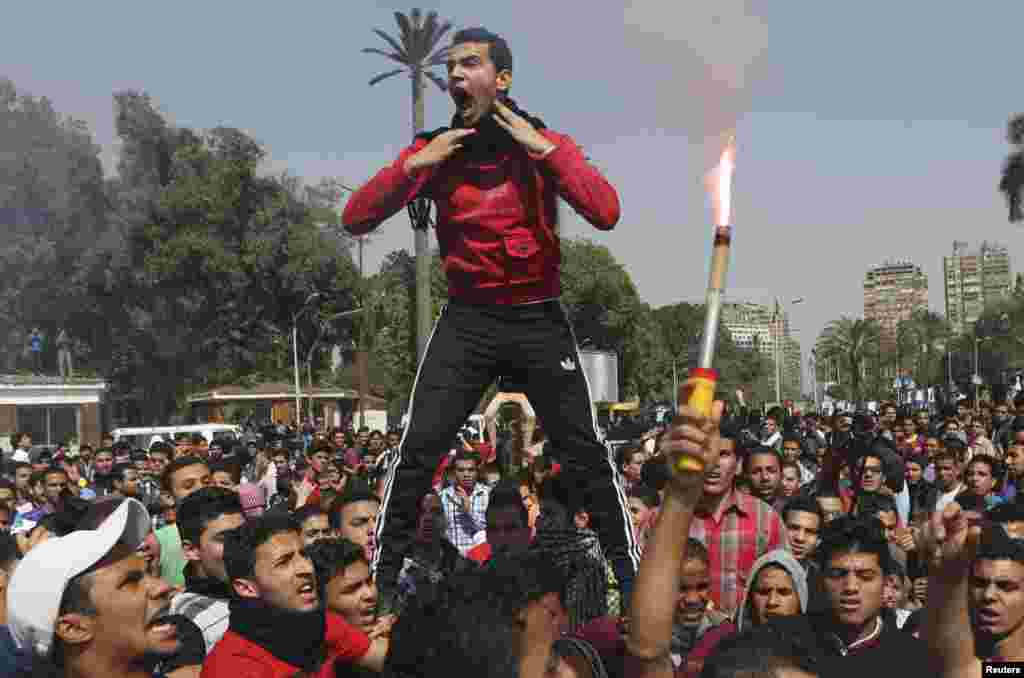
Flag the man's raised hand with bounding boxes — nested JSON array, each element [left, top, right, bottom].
[[662, 401, 724, 503], [404, 128, 476, 174], [925, 501, 982, 570], [491, 100, 556, 156]]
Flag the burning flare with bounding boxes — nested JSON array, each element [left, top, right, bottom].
[[706, 134, 736, 227]]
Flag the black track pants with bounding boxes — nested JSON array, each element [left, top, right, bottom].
[[372, 299, 641, 603]]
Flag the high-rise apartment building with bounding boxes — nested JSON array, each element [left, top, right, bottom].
[[863, 260, 929, 349], [721, 300, 802, 400], [944, 241, 1012, 335]]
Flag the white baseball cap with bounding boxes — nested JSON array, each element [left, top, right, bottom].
[[6, 497, 151, 656]]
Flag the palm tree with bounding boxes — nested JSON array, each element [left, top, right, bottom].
[[999, 114, 1024, 222], [363, 9, 452, 361], [817, 317, 882, 404], [895, 310, 946, 388]]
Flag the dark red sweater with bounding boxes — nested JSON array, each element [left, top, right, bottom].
[[342, 129, 620, 305]]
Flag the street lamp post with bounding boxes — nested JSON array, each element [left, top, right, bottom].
[[773, 297, 805, 404], [293, 292, 321, 426]]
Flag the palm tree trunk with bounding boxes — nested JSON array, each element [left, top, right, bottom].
[[412, 69, 432, 362]]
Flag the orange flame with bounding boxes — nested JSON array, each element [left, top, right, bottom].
[[706, 135, 736, 227]]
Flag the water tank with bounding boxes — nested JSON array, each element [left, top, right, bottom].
[[579, 350, 619, 403]]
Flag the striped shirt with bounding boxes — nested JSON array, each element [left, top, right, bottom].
[[170, 592, 230, 655], [439, 483, 490, 555], [688, 490, 788, 617]]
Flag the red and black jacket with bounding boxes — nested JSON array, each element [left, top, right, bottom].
[[343, 104, 620, 305]]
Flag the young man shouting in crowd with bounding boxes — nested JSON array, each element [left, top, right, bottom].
[[922, 502, 1024, 676], [202, 513, 386, 677], [344, 25, 637, 604], [686, 424, 786, 617], [6, 498, 196, 678], [307, 538, 396, 641]]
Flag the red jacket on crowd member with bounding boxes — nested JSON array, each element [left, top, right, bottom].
[[200, 611, 370, 678], [342, 116, 620, 306]]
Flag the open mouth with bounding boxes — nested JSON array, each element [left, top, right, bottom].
[[146, 612, 178, 641], [298, 582, 317, 603]]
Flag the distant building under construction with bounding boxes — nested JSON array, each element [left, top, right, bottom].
[[863, 259, 928, 350]]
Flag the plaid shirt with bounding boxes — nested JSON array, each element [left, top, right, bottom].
[[439, 482, 490, 555], [688, 490, 787, 617]]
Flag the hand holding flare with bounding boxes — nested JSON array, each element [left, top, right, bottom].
[[675, 135, 736, 474]]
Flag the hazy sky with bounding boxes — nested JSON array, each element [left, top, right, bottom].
[[4, 0, 1023, 383]]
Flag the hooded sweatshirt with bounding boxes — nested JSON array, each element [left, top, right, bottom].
[[683, 550, 809, 677], [736, 549, 809, 633]]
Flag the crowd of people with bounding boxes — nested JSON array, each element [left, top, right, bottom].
[[5, 20, 1024, 678], [2, 394, 1024, 677]]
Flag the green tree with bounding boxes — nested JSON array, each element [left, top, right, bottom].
[[366, 249, 447, 418], [363, 8, 452, 362], [651, 302, 775, 408], [88, 93, 358, 423], [559, 238, 664, 401], [999, 114, 1024, 222], [817, 317, 882, 403], [895, 309, 951, 388], [0, 78, 110, 369]]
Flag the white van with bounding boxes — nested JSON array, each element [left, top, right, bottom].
[[111, 424, 243, 450]]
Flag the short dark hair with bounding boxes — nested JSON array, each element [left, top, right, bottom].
[[14, 431, 30, 444], [161, 455, 209, 493], [627, 483, 660, 509], [177, 486, 244, 545], [110, 463, 135, 485], [451, 27, 513, 73], [966, 454, 1000, 478], [210, 459, 242, 485], [906, 454, 928, 470], [306, 538, 366, 604], [293, 504, 327, 527], [306, 444, 331, 458], [387, 551, 554, 678], [783, 495, 824, 525], [684, 538, 710, 566], [328, 482, 380, 531], [976, 524, 1024, 565], [816, 514, 892, 574], [149, 441, 172, 457], [987, 501, 1024, 526], [223, 513, 300, 582], [856, 492, 898, 518], [746, 446, 782, 468], [640, 456, 671, 492], [453, 449, 480, 466], [700, 622, 820, 678]]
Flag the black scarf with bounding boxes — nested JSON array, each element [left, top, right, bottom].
[[228, 597, 326, 672], [417, 97, 548, 160], [183, 562, 233, 600]]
